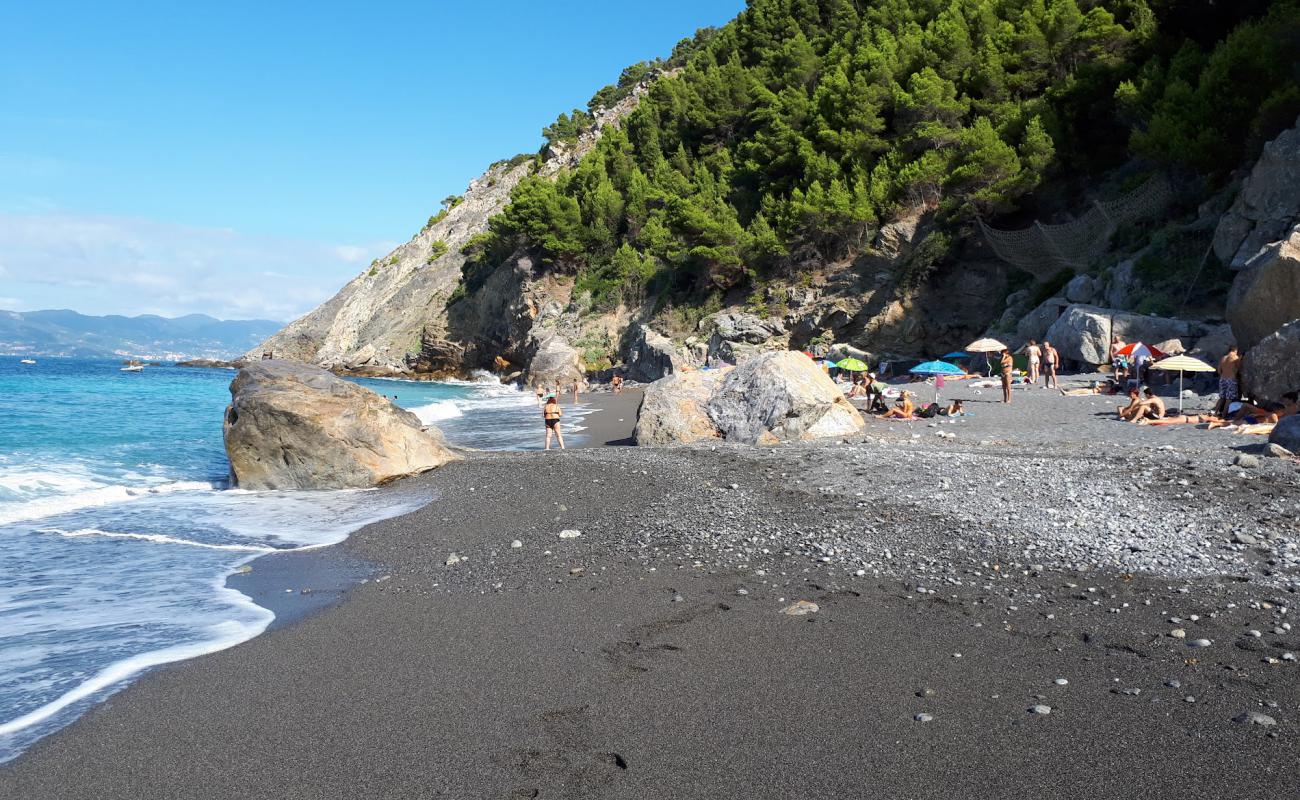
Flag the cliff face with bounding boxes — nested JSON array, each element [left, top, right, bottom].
[[246, 86, 654, 376]]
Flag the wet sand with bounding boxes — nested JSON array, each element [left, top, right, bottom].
[[2, 376, 1297, 799]]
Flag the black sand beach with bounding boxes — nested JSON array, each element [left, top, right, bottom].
[[3, 378, 1298, 799]]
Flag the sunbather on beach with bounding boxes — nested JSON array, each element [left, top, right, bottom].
[[1129, 387, 1166, 422], [878, 391, 915, 419], [940, 399, 966, 416], [1116, 387, 1143, 420]]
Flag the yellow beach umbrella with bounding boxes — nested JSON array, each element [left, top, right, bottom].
[[1152, 354, 1215, 413]]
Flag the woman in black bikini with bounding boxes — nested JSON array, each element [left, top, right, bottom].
[[543, 395, 565, 450]]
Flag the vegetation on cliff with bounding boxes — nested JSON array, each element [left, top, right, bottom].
[[459, 0, 1298, 321]]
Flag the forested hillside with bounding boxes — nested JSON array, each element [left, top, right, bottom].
[[464, 0, 1299, 312], [251, 0, 1299, 380]]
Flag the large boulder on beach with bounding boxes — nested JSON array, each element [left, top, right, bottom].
[[633, 369, 726, 446], [706, 352, 865, 444], [1190, 324, 1236, 363], [1017, 297, 1068, 342], [525, 334, 584, 390], [1045, 304, 1195, 365], [223, 361, 457, 490], [1269, 415, 1300, 453], [1213, 117, 1300, 270], [1242, 320, 1300, 404], [1224, 227, 1300, 351], [635, 352, 864, 446]]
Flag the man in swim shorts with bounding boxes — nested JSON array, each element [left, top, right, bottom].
[[1215, 345, 1240, 416]]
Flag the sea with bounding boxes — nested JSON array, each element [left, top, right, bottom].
[[0, 357, 588, 763]]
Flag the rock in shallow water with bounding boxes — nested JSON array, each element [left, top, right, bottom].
[[223, 360, 457, 490]]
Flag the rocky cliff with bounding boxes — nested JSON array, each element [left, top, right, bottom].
[[246, 84, 656, 376]]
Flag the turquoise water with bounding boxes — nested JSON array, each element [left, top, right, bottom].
[[0, 358, 585, 763]]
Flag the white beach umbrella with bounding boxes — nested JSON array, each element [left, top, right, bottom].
[[1151, 354, 1215, 413]]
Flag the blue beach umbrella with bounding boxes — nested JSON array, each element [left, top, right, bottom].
[[943, 351, 970, 359], [909, 360, 965, 404]]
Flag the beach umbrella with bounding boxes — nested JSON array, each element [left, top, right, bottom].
[[1151, 354, 1215, 413], [836, 357, 869, 372], [943, 351, 971, 359], [965, 337, 1006, 353], [909, 360, 965, 403], [1116, 342, 1166, 361]]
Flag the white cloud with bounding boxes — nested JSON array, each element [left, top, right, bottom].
[[0, 212, 393, 320]]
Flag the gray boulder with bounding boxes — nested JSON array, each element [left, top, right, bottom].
[[633, 370, 726, 446], [705, 351, 865, 444], [526, 334, 584, 390], [223, 361, 457, 490], [1213, 116, 1300, 269], [1190, 324, 1236, 363], [624, 325, 688, 383], [1225, 227, 1300, 351], [1045, 304, 1196, 365], [1270, 416, 1300, 454], [1102, 259, 1141, 310], [1242, 320, 1300, 404], [1065, 274, 1098, 304], [1017, 297, 1069, 342]]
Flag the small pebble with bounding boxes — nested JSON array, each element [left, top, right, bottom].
[[1030, 704, 1052, 715], [914, 713, 934, 723]]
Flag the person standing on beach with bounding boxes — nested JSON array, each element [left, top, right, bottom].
[[1215, 345, 1241, 417], [1025, 340, 1042, 384], [571, 380, 581, 404], [1043, 340, 1059, 389], [542, 395, 565, 450], [611, 374, 623, 394], [999, 348, 1013, 404]]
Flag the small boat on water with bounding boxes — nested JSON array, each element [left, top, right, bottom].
[[120, 364, 144, 372], [20, 359, 36, 364]]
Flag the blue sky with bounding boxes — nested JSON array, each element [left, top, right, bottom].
[[0, 0, 744, 320]]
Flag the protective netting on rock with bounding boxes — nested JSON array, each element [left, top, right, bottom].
[[978, 176, 1173, 279]]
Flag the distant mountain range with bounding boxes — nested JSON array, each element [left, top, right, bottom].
[[0, 309, 282, 360]]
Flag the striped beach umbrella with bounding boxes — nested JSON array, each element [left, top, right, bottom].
[[1151, 354, 1215, 413]]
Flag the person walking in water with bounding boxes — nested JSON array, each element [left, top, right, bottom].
[[1000, 348, 1014, 404], [542, 394, 565, 450]]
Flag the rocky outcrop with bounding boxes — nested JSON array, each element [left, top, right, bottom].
[[635, 352, 863, 446], [1044, 305, 1197, 365], [223, 361, 457, 490], [1213, 117, 1300, 270], [1241, 321, 1300, 404], [246, 80, 659, 376], [705, 311, 787, 364], [624, 325, 689, 383], [1224, 227, 1300, 351], [633, 370, 726, 446], [1270, 415, 1300, 454], [1016, 297, 1068, 342]]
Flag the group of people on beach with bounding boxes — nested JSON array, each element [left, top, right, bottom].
[[995, 339, 1059, 403]]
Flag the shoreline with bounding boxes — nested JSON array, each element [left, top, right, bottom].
[[3, 376, 1297, 798]]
